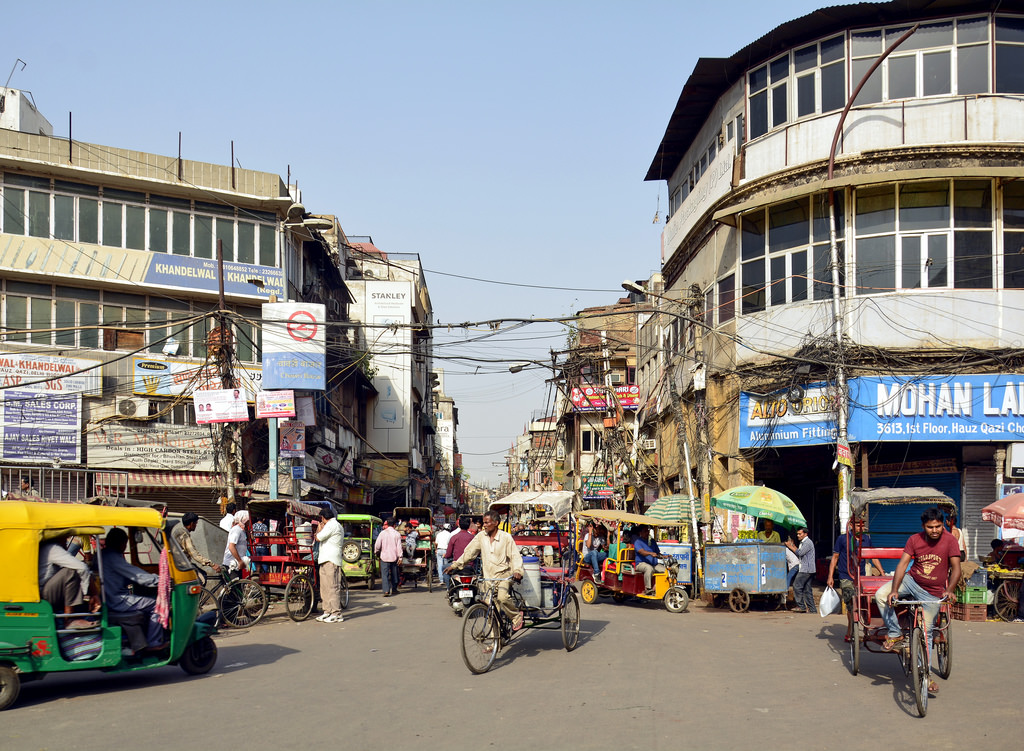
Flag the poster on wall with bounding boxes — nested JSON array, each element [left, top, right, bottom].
[[86, 424, 214, 471], [280, 420, 306, 458], [194, 389, 249, 424], [262, 302, 326, 391]]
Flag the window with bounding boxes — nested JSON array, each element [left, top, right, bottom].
[[996, 16, 1024, 93], [581, 429, 602, 453], [718, 275, 735, 323]]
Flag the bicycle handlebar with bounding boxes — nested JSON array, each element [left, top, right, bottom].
[[891, 596, 949, 606]]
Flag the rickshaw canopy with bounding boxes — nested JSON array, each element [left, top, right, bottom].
[[850, 487, 956, 517], [489, 491, 574, 522], [578, 508, 687, 529], [247, 498, 325, 519], [0, 501, 164, 603]]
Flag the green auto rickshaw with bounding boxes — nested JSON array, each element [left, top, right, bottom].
[[337, 514, 383, 589]]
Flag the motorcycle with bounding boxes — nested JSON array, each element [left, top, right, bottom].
[[447, 566, 480, 617]]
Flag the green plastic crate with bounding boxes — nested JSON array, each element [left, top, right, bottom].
[[956, 586, 987, 604]]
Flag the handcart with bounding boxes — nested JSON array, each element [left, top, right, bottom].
[[392, 506, 436, 591], [702, 542, 788, 612]]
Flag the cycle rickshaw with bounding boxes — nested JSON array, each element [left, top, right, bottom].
[[846, 487, 956, 717]]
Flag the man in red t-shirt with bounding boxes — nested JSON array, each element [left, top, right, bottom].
[[875, 507, 961, 654]]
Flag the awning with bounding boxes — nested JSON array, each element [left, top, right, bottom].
[[95, 471, 219, 491], [489, 491, 574, 521]]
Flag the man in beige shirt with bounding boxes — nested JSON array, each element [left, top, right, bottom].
[[447, 509, 525, 630]]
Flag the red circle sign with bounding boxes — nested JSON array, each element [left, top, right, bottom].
[[286, 310, 318, 342]]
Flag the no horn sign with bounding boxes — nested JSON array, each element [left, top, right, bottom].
[[262, 302, 326, 391]]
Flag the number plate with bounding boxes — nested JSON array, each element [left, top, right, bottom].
[[459, 589, 474, 598]]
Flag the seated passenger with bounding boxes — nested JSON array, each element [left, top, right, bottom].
[[100, 528, 165, 656], [582, 522, 608, 577], [633, 525, 664, 596], [38, 535, 99, 628]]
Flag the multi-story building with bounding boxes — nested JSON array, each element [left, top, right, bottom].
[[644, 0, 1024, 550]]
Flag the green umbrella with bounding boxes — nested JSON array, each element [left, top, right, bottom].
[[711, 485, 807, 527], [643, 494, 693, 524]]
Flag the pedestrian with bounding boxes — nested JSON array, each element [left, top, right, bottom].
[[219, 502, 237, 531], [313, 509, 345, 623], [787, 527, 816, 613], [784, 538, 800, 608], [826, 518, 883, 641], [446, 517, 476, 573], [374, 518, 403, 597], [435, 522, 453, 586]]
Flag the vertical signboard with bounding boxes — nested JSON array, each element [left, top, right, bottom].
[[364, 281, 412, 454], [261, 302, 326, 391]]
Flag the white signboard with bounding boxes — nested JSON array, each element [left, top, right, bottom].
[[86, 424, 215, 471], [194, 389, 249, 424], [363, 281, 412, 453], [0, 351, 101, 394], [262, 302, 326, 391]]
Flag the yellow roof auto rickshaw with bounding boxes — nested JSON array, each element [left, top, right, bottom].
[[0, 501, 217, 710]]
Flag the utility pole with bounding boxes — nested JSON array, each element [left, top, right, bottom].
[[214, 238, 236, 508]]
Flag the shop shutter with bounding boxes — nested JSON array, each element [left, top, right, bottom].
[[962, 465, 997, 561], [865, 473, 960, 550]]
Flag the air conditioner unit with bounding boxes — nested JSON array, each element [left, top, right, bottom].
[[117, 397, 149, 418], [362, 268, 376, 278], [1008, 442, 1024, 478], [608, 373, 624, 385], [642, 438, 657, 451]]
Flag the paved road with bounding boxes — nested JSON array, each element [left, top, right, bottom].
[[1, 585, 1018, 750]]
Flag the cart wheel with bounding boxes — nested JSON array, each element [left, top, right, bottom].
[[995, 580, 1020, 622], [561, 589, 581, 651], [179, 636, 218, 675], [339, 572, 350, 610], [664, 586, 689, 613], [0, 665, 20, 711], [728, 588, 750, 613], [935, 611, 952, 680], [285, 574, 315, 621], [911, 626, 929, 717], [198, 585, 222, 627], [220, 578, 267, 628], [580, 580, 599, 604], [850, 621, 861, 676], [461, 603, 499, 674], [341, 541, 362, 564]]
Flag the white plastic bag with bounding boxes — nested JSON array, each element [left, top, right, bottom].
[[818, 585, 840, 617]]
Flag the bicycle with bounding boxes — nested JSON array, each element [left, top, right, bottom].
[[197, 569, 268, 629], [883, 596, 951, 718]]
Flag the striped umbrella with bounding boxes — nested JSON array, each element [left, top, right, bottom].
[[711, 485, 807, 527], [643, 494, 693, 524]]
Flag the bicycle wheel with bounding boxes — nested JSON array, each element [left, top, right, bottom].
[[561, 589, 580, 651], [995, 579, 1020, 622], [910, 626, 929, 717], [850, 621, 861, 676], [285, 574, 315, 622], [461, 603, 499, 674], [220, 579, 267, 628], [935, 611, 952, 680], [198, 585, 221, 626], [339, 571, 350, 610]]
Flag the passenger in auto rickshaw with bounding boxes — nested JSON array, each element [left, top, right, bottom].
[[100, 528, 166, 655], [38, 534, 100, 628]]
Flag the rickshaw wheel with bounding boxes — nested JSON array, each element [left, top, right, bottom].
[[426, 556, 434, 593], [461, 603, 499, 674], [367, 569, 376, 591], [664, 586, 689, 613], [561, 589, 581, 651], [728, 588, 750, 613], [935, 611, 952, 680], [911, 626, 929, 717], [850, 621, 861, 676], [0, 665, 20, 711], [341, 541, 362, 564], [179, 636, 218, 675], [285, 574, 315, 621], [580, 580, 599, 604], [995, 580, 1020, 621], [340, 572, 350, 610], [198, 586, 221, 626], [220, 579, 267, 628]]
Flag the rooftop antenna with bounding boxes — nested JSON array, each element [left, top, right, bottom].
[[0, 58, 27, 114]]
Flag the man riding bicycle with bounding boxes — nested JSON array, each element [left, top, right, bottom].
[[874, 507, 961, 666], [445, 509, 525, 631]]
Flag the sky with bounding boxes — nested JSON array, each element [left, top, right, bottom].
[[5, 0, 833, 487]]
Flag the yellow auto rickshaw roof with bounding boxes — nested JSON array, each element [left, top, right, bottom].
[[0, 501, 164, 603], [577, 509, 687, 528]]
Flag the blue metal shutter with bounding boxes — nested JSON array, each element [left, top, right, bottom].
[[865, 473, 960, 551]]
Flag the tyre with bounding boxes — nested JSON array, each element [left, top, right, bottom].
[[367, 568, 376, 591], [198, 586, 221, 626], [220, 579, 267, 628], [935, 612, 952, 680], [179, 636, 218, 675], [426, 556, 434, 593], [995, 580, 1020, 622], [664, 586, 689, 613], [728, 588, 750, 613], [341, 541, 362, 564], [0, 665, 20, 711], [285, 574, 315, 622], [850, 621, 861, 676], [580, 580, 599, 604], [911, 626, 929, 717], [561, 589, 581, 651], [461, 603, 499, 674]]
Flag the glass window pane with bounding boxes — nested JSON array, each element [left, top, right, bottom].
[[4, 188, 24, 235], [235, 320, 255, 362], [923, 50, 951, 96], [237, 222, 255, 264], [148, 310, 168, 354], [749, 91, 768, 139], [741, 211, 766, 260], [953, 231, 992, 288], [957, 17, 989, 45], [749, 65, 768, 92], [259, 225, 276, 266], [771, 84, 788, 127], [149, 209, 167, 253], [5, 296, 27, 341], [813, 191, 844, 241], [56, 285, 99, 301], [102, 202, 122, 247], [1004, 181, 1024, 229], [103, 305, 123, 325], [954, 180, 992, 227], [852, 58, 883, 105], [54, 195, 74, 241], [996, 43, 1024, 93], [821, 35, 845, 64], [79, 198, 98, 244], [996, 16, 1024, 44], [28, 191, 49, 238], [958, 44, 989, 94], [194, 215, 213, 259], [856, 186, 896, 235], [30, 297, 51, 344], [172, 212, 190, 256], [795, 44, 817, 73], [741, 259, 766, 314], [895, 21, 953, 51], [79, 303, 99, 348], [856, 235, 896, 294], [797, 74, 816, 117], [125, 205, 145, 250], [53, 180, 98, 197], [769, 200, 809, 252], [1003, 230, 1024, 287], [770, 256, 787, 306], [928, 234, 948, 287], [718, 275, 735, 323], [770, 56, 789, 84], [852, 30, 883, 58], [812, 243, 832, 299], [216, 218, 234, 261], [899, 181, 949, 230], [888, 55, 917, 99], [55, 299, 76, 347], [901, 236, 922, 289], [792, 250, 807, 301]]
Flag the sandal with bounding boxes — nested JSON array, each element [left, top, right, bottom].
[[928, 680, 939, 694], [843, 634, 852, 643], [881, 635, 904, 651]]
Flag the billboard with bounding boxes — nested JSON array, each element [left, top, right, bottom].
[[194, 389, 249, 424], [262, 302, 326, 391], [570, 384, 641, 411], [86, 424, 215, 471], [132, 356, 262, 401], [363, 281, 412, 454]]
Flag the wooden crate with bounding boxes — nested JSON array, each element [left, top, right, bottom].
[[951, 602, 987, 622]]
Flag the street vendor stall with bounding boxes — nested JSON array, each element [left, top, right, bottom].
[[982, 493, 1024, 621]]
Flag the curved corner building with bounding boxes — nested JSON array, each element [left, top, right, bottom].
[[645, 0, 1024, 549]]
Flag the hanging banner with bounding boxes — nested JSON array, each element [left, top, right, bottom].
[[132, 356, 262, 401], [280, 420, 306, 457], [261, 303, 326, 391], [194, 388, 249, 424], [256, 390, 296, 419]]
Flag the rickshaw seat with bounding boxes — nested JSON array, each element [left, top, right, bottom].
[[859, 576, 891, 597]]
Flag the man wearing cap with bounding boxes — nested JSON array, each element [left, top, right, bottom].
[[374, 519, 403, 598], [446, 510, 525, 631], [435, 523, 453, 587], [171, 513, 221, 572], [313, 509, 345, 623]]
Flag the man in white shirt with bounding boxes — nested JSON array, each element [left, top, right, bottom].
[[313, 509, 345, 622], [435, 523, 453, 587], [219, 502, 237, 532], [222, 510, 250, 572]]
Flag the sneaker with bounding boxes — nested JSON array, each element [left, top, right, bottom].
[[315, 614, 330, 622], [323, 613, 344, 623]]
